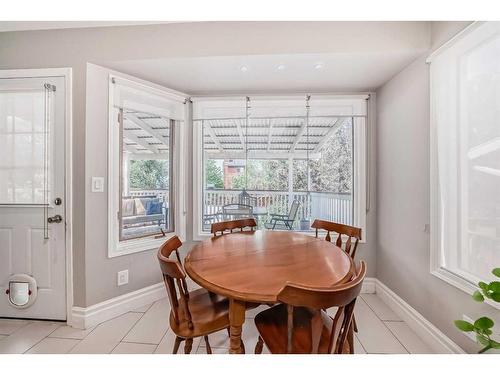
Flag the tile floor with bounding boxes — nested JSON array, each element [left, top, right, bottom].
[[0, 293, 434, 354]]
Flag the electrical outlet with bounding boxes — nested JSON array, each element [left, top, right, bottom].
[[461, 315, 476, 341], [117, 270, 129, 286]]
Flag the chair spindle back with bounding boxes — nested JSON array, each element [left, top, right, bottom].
[[311, 219, 362, 258], [211, 218, 257, 237], [277, 261, 366, 354], [157, 236, 193, 329]]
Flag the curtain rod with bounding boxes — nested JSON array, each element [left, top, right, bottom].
[[426, 21, 480, 64], [110, 75, 188, 104], [190, 93, 371, 101]]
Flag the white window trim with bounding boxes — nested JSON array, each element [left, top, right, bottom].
[[429, 21, 500, 310], [107, 73, 188, 258], [192, 94, 369, 242]]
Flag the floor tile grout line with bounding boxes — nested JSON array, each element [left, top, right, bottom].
[[108, 313, 147, 354], [354, 298, 409, 354], [359, 294, 403, 322], [354, 334, 368, 354], [121, 339, 164, 345], [381, 320, 410, 354], [135, 301, 155, 315], [0, 320, 31, 337], [21, 322, 61, 354], [155, 328, 172, 354]]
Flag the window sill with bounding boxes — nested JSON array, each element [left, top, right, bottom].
[[108, 233, 174, 258], [431, 267, 500, 311]]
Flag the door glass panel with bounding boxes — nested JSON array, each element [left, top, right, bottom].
[[0, 90, 49, 204]]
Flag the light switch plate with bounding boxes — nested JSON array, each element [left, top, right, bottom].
[[91, 177, 104, 192]]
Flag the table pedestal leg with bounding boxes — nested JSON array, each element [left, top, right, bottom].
[[229, 299, 246, 354]]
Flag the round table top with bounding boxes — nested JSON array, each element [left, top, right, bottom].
[[184, 230, 354, 303]]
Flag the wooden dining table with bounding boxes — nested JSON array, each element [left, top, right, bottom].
[[184, 230, 355, 354]]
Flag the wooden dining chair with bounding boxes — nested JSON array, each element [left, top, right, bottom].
[[311, 219, 362, 333], [211, 218, 257, 237], [311, 219, 362, 259], [254, 261, 366, 354], [157, 235, 246, 354]]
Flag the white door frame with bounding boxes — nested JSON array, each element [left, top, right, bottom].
[[0, 68, 73, 322]]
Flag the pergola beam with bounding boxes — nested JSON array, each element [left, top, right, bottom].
[[124, 132, 158, 154], [312, 118, 345, 153], [267, 119, 273, 152], [204, 151, 321, 160], [125, 113, 169, 147], [235, 119, 246, 150], [123, 143, 138, 153], [204, 120, 224, 152], [290, 119, 307, 153]]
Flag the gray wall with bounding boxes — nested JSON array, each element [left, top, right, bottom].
[[376, 21, 500, 353], [1, 22, 413, 307]]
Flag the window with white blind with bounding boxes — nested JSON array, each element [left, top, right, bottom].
[[108, 75, 187, 257], [0, 89, 53, 205], [430, 22, 500, 300], [192, 95, 368, 240]]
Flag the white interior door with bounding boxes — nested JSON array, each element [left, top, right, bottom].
[[0, 75, 66, 320]]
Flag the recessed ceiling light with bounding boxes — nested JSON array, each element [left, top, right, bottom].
[[276, 64, 286, 71], [240, 65, 249, 73], [314, 62, 324, 70]]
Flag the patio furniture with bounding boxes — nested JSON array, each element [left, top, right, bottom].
[[122, 196, 166, 226], [238, 189, 257, 207], [221, 203, 253, 221], [211, 218, 257, 237], [184, 230, 355, 353], [157, 235, 244, 354], [265, 200, 301, 230], [254, 261, 366, 354], [251, 206, 268, 227]]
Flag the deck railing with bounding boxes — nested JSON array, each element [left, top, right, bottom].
[[128, 188, 353, 229], [203, 189, 352, 227]]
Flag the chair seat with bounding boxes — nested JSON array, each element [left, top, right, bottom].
[[170, 288, 259, 339], [169, 288, 230, 338], [254, 303, 350, 354]]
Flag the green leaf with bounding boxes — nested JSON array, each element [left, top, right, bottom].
[[472, 290, 485, 302], [492, 268, 500, 278], [455, 320, 475, 332], [479, 281, 489, 291], [489, 292, 500, 302], [491, 340, 500, 349], [488, 281, 500, 293], [476, 334, 490, 347], [474, 317, 494, 330]]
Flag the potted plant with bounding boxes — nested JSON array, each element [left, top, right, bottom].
[[300, 217, 310, 231], [454, 267, 500, 353]]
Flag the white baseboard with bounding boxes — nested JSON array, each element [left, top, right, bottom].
[[361, 277, 376, 294], [69, 283, 166, 329], [66, 276, 463, 354], [374, 279, 465, 354]]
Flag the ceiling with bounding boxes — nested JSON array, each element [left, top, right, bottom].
[[104, 50, 425, 94], [0, 21, 169, 33]]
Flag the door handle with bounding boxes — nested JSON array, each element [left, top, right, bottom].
[[47, 215, 63, 224]]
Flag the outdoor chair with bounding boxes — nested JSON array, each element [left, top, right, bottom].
[[220, 203, 253, 221], [265, 200, 300, 230]]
